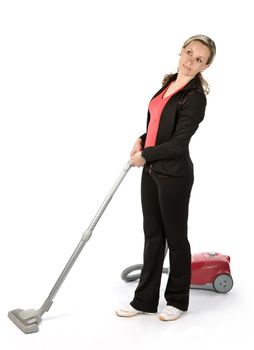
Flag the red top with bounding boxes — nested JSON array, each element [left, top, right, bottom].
[[144, 83, 186, 148]]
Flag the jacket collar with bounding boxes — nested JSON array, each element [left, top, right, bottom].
[[167, 73, 203, 92], [152, 73, 204, 100]]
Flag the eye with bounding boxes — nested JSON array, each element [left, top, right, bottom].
[[197, 58, 203, 63], [186, 49, 192, 55]]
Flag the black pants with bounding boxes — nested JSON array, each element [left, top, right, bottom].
[[130, 165, 194, 312]]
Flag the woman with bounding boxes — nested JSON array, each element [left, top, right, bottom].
[[116, 34, 216, 321]]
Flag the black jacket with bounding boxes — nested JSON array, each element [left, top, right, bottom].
[[140, 73, 207, 176]]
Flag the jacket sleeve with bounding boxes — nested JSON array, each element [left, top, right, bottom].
[[141, 91, 207, 162]]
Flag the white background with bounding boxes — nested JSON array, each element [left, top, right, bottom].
[[0, 0, 253, 348]]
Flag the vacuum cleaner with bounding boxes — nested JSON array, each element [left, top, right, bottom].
[[121, 250, 233, 293], [8, 160, 233, 334]]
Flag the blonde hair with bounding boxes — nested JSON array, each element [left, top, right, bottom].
[[163, 34, 216, 95]]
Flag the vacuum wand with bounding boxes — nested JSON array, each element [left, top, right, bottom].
[[8, 160, 132, 334]]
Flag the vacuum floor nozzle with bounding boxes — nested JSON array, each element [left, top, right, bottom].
[[8, 309, 41, 334]]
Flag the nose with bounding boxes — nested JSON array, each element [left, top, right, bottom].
[[185, 57, 194, 67]]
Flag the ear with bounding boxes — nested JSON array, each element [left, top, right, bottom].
[[201, 63, 210, 72]]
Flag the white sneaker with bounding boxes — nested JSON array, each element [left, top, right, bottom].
[[159, 306, 183, 321], [115, 304, 145, 318]]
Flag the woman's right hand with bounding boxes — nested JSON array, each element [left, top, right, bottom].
[[130, 138, 143, 157]]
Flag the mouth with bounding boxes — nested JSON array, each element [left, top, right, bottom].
[[183, 64, 191, 70]]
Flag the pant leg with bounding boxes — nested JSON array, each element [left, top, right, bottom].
[[130, 167, 166, 313], [153, 171, 194, 311]]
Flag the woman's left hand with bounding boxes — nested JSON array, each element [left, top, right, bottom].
[[131, 151, 146, 167]]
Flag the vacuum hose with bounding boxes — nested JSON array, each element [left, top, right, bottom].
[[121, 264, 169, 282]]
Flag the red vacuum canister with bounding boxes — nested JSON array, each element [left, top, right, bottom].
[[190, 252, 233, 293]]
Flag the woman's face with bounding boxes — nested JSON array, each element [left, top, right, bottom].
[[178, 40, 211, 78]]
